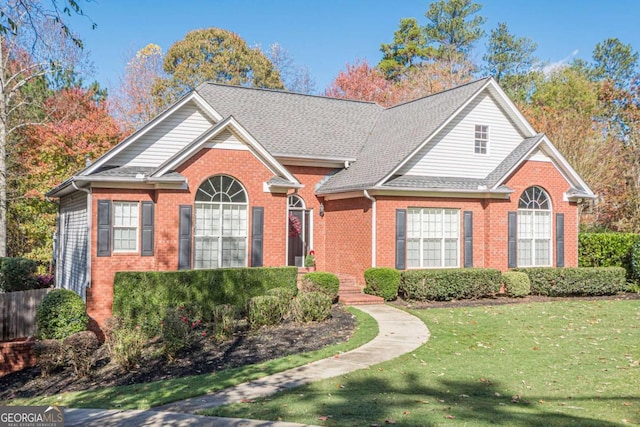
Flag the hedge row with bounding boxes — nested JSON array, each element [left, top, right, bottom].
[[399, 268, 502, 301], [113, 267, 297, 335], [384, 266, 627, 302], [578, 233, 639, 280], [514, 267, 626, 296]]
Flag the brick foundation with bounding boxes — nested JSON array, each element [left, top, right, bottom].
[[0, 339, 36, 377]]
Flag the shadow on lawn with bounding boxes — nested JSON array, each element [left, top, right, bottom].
[[256, 373, 635, 426]]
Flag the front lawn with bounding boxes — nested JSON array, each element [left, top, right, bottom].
[[206, 299, 640, 426]]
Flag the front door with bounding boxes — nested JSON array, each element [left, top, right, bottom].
[[287, 195, 311, 267]]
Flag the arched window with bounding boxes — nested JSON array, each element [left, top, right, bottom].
[[288, 194, 305, 209], [194, 175, 248, 268], [518, 186, 551, 266]]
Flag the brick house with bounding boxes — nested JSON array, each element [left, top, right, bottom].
[[47, 77, 594, 327]]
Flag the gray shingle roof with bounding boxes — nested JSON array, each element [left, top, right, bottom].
[[484, 134, 545, 187], [196, 84, 382, 160], [317, 78, 492, 193]]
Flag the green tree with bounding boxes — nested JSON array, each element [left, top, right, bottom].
[[153, 28, 283, 106], [483, 22, 538, 101], [378, 18, 432, 80], [424, 0, 486, 62], [592, 38, 638, 88], [0, 1, 88, 257]]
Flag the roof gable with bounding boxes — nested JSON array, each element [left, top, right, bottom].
[[152, 116, 300, 186], [80, 92, 222, 176]]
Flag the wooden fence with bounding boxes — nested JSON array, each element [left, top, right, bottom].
[[0, 288, 51, 341]]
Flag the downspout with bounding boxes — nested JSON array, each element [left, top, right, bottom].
[[363, 190, 376, 267], [72, 180, 92, 298]]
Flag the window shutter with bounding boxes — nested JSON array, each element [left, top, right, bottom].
[[463, 211, 473, 268], [178, 205, 192, 270], [556, 213, 565, 267], [508, 211, 517, 268], [251, 207, 264, 267], [141, 201, 154, 256], [97, 200, 111, 257], [395, 209, 407, 270]]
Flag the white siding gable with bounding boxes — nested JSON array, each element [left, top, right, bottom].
[[526, 147, 553, 163], [204, 129, 249, 151], [398, 91, 527, 178], [109, 101, 215, 167]]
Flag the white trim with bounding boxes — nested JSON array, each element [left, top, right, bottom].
[[276, 155, 356, 168], [474, 124, 489, 155], [363, 190, 376, 267], [80, 92, 222, 177]]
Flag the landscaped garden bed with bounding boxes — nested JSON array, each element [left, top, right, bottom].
[[0, 305, 357, 401]]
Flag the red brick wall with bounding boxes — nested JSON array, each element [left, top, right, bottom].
[[324, 197, 373, 284], [88, 148, 288, 327], [0, 340, 35, 377], [376, 196, 485, 269], [375, 160, 579, 272]]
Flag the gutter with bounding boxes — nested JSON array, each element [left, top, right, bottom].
[[363, 190, 376, 267], [72, 181, 92, 298]]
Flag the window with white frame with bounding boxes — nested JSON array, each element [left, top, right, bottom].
[[474, 124, 488, 154], [407, 208, 459, 268], [113, 202, 139, 252], [194, 175, 248, 269], [518, 186, 552, 266]]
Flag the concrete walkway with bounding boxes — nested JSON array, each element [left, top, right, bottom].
[[63, 304, 430, 426]]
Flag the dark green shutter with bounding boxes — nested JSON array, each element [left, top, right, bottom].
[[178, 205, 192, 270], [395, 209, 407, 270], [141, 201, 154, 256], [97, 200, 111, 257], [251, 207, 264, 267], [556, 213, 565, 267], [463, 211, 473, 268], [508, 211, 517, 268]]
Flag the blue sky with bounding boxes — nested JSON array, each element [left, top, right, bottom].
[[69, 0, 640, 94]]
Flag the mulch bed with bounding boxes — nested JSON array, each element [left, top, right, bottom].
[[0, 305, 356, 401]]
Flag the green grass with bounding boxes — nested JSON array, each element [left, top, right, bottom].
[[205, 300, 640, 426], [4, 307, 377, 410]]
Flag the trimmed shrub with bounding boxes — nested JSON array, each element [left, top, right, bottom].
[[291, 292, 332, 323], [515, 267, 626, 296], [502, 271, 531, 297], [36, 289, 88, 340], [63, 330, 100, 377], [300, 272, 339, 302], [0, 257, 39, 292], [399, 268, 502, 301], [579, 232, 639, 279], [248, 295, 285, 328], [364, 268, 400, 301], [33, 339, 66, 377], [113, 267, 297, 337], [160, 305, 204, 361], [104, 317, 146, 370], [266, 286, 297, 301], [211, 304, 237, 340]]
